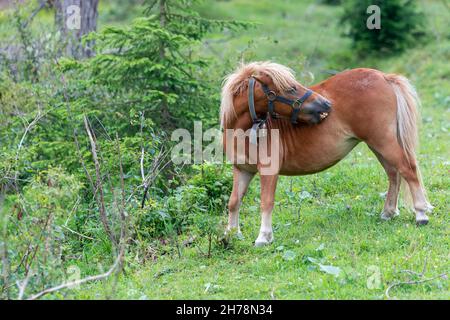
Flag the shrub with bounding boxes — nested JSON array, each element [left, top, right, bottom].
[[138, 163, 232, 257], [342, 0, 425, 55], [3, 168, 83, 297]]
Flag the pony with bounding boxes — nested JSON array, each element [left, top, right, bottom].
[[220, 61, 433, 246]]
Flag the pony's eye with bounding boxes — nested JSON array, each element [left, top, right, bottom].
[[287, 87, 297, 94]]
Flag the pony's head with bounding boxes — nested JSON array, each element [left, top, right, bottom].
[[220, 61, 331, 128]]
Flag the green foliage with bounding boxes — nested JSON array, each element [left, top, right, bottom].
[[0, 3, 62, 83], [342, 0, 425, 55], [188, 163, 232, 246], [1, 1, 246, 296], [2, 168, 83, 297], [138, 163, 232, 240], [63, 0, 248, 130], [12, 4, 38, 82], [20, 167, 82, 219]]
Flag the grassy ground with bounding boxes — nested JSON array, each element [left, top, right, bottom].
[[62, 0, 450, 299]]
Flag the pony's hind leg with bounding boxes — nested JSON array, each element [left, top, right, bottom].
[[370, 147, 401, 220], [255, 174, 278, 247], [368, 141, 431, 225], [399, 161, 430, 225], [227, 167, 255, 238]]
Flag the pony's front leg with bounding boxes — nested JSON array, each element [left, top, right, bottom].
[[255, 174, 278, 247], [226, 167, 255, 238]]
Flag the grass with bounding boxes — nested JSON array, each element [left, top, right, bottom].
[[63, 0, 450, 300], [196, 0, 352, 84]]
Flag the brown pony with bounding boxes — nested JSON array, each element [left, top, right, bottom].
[[220, 61, 433, 246]]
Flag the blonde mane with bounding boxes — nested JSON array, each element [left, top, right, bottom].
[[220, 61, 298, 128]]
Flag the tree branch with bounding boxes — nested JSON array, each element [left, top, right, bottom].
[[83, 115, 116, 245], [21, 0, 49, 29], [385, 257, 447, 299], [26, 251, 123, 300]]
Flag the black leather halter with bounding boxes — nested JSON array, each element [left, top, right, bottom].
[[247, 76, 313, 144]]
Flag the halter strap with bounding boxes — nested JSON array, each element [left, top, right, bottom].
[[248, 77, 258, 123], [260, 82, 313, 124], [247, 76, 314, 144], [290, 90, 313, 124], [248, 77, 267, 145]]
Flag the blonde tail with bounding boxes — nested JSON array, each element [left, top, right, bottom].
[[384, 74, 427, 208]]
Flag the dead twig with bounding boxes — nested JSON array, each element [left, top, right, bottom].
[[8, 106, 47, 190], [139, 111, 172, 208], [21, 0, 49, 29], [385, 273, 447, 299], [26, 252, 123, 300], [84, 115, 116, 245], [61, 225, 95, 241], [140, 147, 171, 208], [115, 133, 127, 272], [16, 269, 33, 300], [63, 197, 81, 226], [385, 257, 447, 299]]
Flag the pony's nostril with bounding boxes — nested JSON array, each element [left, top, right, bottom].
[[323, 100, 332, 111]]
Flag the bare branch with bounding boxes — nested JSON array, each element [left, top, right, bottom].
[[385, 257, 447, 299], [26, 252, 123, 300], [21, 0, 49, 29], [9, 108, 46, 188], [139, 111, 172, 208], [63, 197, 81, 226], [83, 115, 116, 245], [140, 111, 146, 183], [140, 145, 171, 208], [115, 133, 127, 271], [16, 270, 33, 300], [385, 273, 447, 299], [61, 225, 95, 241]]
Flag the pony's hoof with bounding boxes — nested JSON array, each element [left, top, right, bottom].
[[416, 219, 429, 226], [254, 239, 272, 247], [380, 209, 399, 221], [254, 232, 273, 247], [415, 211, 429, 226]]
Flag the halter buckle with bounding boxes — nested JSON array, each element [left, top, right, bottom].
[[292, 100, 302, 109]]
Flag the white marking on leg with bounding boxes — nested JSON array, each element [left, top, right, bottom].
[[227, 170, 254, 237], [255, 210, 273, 247], [399, 172, 430, 225]]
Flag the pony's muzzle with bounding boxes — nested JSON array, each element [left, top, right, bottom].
[[318, 99, 332, 120]]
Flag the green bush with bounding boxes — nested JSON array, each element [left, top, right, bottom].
[[342, 0, 425, 55], [3, 168, 83, 297], [139, 164, 232, 243]]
